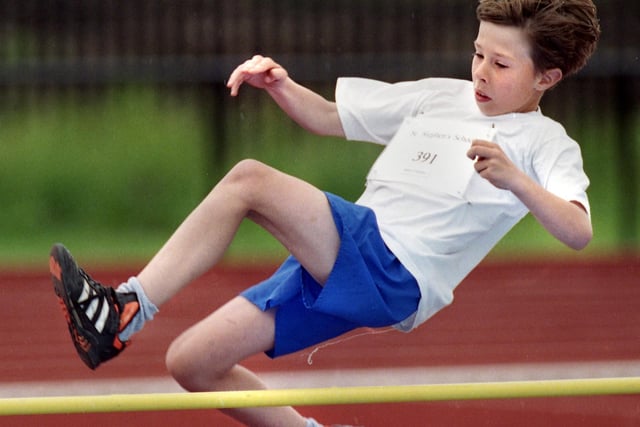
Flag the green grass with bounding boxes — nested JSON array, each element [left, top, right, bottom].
[[0, 88, 636, 268], [0, 87, 209, 267]]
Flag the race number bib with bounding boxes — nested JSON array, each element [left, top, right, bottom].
[[367, 117, 496, 196]]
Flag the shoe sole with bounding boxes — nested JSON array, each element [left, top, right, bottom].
[[49, 244, 101, 370]]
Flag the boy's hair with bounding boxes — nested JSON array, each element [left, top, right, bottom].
[[476, 0, 601, 78]]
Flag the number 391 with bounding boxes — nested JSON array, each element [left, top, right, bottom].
[[412, 151, 438, 164]]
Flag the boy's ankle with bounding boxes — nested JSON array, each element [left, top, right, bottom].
[[116, 277, 159, 341]]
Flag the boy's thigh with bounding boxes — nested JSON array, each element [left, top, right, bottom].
[[238, 161, 340, 284]]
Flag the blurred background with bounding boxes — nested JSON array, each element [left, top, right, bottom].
[[0, 0, 638, 267]]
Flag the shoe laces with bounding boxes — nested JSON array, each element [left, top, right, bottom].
[[75, 268, 116, 334]]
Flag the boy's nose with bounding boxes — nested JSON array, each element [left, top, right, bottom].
[[473, 62, 488, 83]]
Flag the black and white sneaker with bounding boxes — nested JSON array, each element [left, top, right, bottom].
[[49, 243, 140, 370]]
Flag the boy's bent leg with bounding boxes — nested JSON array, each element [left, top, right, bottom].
[[165, 296, 308, 427], [138, 159, 341, 307], [50, 160, 340, 372]]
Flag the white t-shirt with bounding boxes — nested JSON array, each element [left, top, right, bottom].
[[335, 77, 590, 330]]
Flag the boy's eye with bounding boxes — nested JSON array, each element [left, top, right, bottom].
[[473, 52, 484, 59], [495, 62, 508, 69]]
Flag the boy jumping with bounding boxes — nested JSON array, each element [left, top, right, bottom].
[[50, 1, 600, 426]]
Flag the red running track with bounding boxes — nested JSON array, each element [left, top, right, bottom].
[[1, 256, 640, 426]]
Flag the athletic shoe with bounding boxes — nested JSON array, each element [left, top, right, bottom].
[[49, 243, 140, 370]]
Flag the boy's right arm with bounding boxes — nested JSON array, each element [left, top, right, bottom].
[[227, 55, 345, 138]]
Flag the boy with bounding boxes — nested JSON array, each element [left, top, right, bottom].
[[50, 1, 600, 426]]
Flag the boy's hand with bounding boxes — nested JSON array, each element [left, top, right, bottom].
[[467, 139, 523, 191], [227, 55, 289, 96], [469, 139, 591, 250]]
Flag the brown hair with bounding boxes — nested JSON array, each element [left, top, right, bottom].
[[476, 0, 601, 77]]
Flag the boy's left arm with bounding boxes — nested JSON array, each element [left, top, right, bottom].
[[468, 140, 593, 250]]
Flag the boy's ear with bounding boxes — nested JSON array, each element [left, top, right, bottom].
[[536, 68, 563, 91]]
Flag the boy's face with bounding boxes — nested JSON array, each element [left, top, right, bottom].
[[472, 21, 546, 116]]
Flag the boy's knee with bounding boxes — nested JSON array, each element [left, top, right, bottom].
[[214, 159, 277, 208], [224, 159, 271, 187], [165, 338, 207, 391]]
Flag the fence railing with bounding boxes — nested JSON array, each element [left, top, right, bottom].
[[1, 1, 637, 82]]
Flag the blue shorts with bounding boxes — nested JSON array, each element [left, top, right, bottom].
[[241, 192, 420, 358]]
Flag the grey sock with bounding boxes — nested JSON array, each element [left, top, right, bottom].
[[116, 276, 159, 341]]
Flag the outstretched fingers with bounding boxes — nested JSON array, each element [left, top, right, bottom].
[[226, 55, 288, 96]]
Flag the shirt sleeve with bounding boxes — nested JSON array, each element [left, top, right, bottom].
[[535, 136, 591, 217], [335, 77, 426, 145]]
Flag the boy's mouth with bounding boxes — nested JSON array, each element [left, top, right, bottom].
[[475, 90, 492, 103]]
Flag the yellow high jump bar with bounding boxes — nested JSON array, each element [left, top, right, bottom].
[[1, 377, 639, 416]]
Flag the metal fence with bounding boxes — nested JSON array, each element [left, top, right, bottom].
[[0, 0, 638, 244], [2, 1, 637, 82]]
